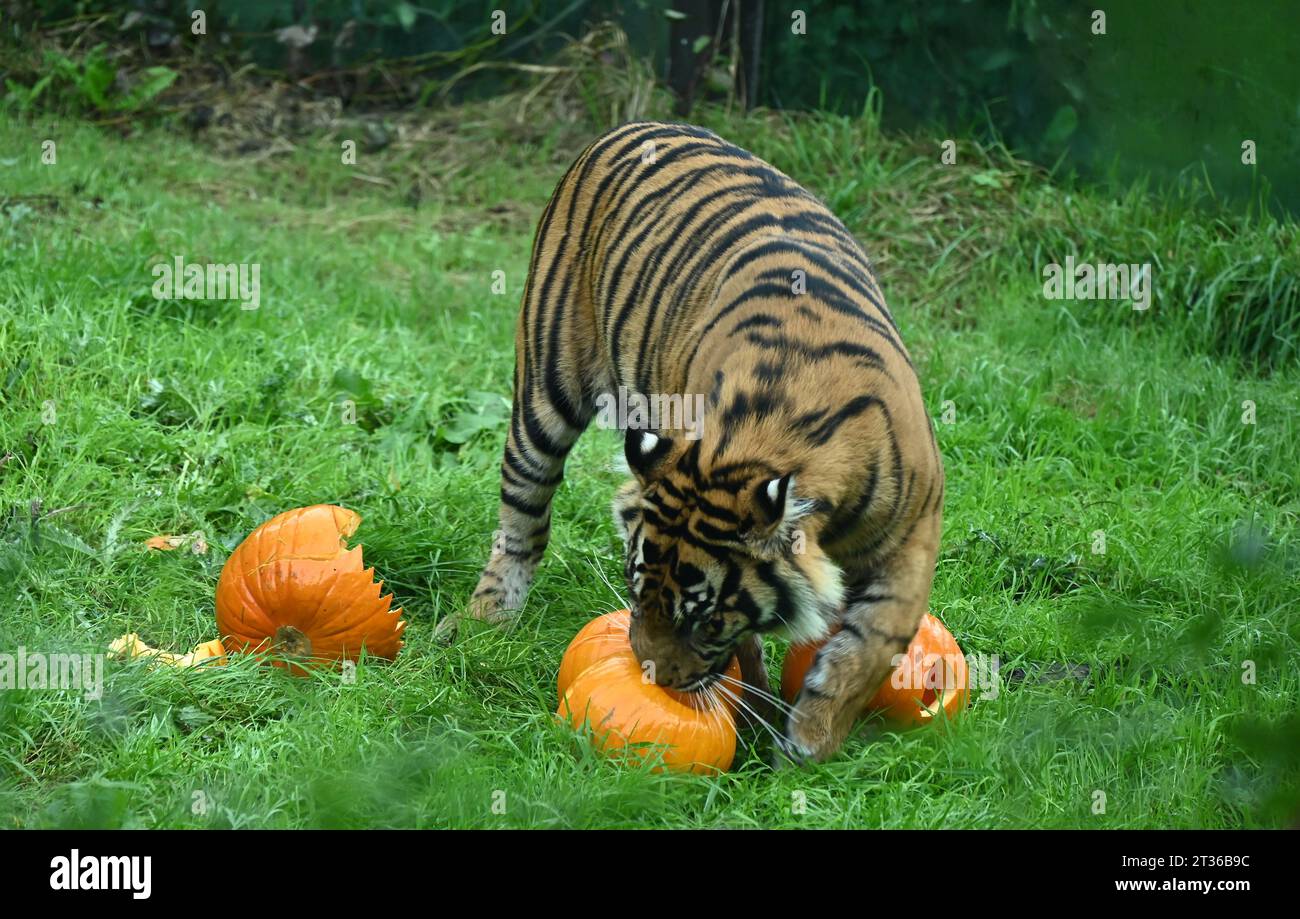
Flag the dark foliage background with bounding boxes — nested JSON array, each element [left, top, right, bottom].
[[759, 0, 1299, 217], [9, 1, 1295, 215]]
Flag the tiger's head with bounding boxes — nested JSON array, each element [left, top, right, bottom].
[[612, 427, 844, 693]]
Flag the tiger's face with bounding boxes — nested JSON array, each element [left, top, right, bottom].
[[613, 429, 844, 692]]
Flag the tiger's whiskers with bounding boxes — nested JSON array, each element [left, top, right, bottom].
[[713, 680, 787, 745]]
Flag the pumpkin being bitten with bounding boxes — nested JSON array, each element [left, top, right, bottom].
[[555, 610, 634, 700], [557, 653, 739, 775], [215, 505, 405, 674], [781, 612, 968, 726], [556, 611, 742, 773]]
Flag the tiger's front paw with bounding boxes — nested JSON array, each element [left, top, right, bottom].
[[467, 551, 533, 622], [466, 585, 518, 625], [437, 576, 525, 643], [774, 693, 852, 766], [771, 732, 815, 769]]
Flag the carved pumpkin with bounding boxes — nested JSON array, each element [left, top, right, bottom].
[[781, 612, 968, 725], [215, 505, 405, 674], [555, 611, 743, 773]]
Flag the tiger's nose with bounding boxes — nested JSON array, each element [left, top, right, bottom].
[[628, 632, 684, 687], [636, 652, 684, 687], [651, 661, 685, 686]]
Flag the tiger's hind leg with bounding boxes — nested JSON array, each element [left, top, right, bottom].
[[458, 378, 592, 633], [777, 511, 942, 764], [442, 273, 599, 639]]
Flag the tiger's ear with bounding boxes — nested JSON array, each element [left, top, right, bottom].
[[747, 473, 813, 554], [625, 428, 671, 477], [753, 473, 795, 527]]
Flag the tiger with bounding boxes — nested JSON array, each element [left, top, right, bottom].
[[464, 121, 944, 764]]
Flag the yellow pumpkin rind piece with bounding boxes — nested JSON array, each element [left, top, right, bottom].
[[107, 633, 227, 669]]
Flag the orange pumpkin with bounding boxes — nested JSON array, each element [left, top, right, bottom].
[[555, 611, 744, 773], [215, 505, 405, 674], [557, 651, 738, 774], [781, 612, 968, 725]]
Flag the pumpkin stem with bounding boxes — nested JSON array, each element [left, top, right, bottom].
[[273, 625, 313, 658]]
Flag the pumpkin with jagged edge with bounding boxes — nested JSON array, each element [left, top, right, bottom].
[[555, 611, 743, 773], [781, 612, 968, 725], [215, 505, 405, 674]]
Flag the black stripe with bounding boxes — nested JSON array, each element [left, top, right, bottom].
[[693, 492, 741, 522], [743, 331, 892, 377], [793, 394, 885, 446], [728, 313, 784, 335], [504, 447, 562, 487], [500, 489, 549, 518], [840, 621, 866, 641], [513, 401, 567, 460], [820, 460, 881, 546], [754, 560, 797, 629]]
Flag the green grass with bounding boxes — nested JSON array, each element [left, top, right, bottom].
[[1, 103, 1297, 829]]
